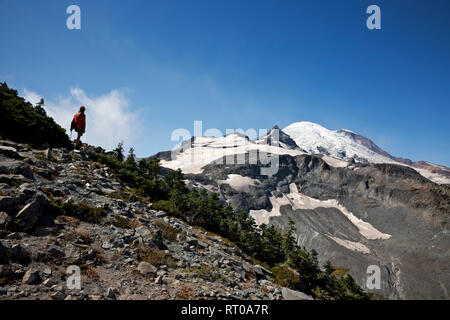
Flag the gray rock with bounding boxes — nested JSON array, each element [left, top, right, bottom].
[[0, 196, 17, 215], [0, 287, 7, 295], [196, 239, 208, 249], [253, 264, 273, 279], [22, 268, 42, 285], [8, 244, 30, 264], [83, 249, 96, 261], [15, 192, 49, 230], [106, 287, 117, 300], [51, 291, 66, 300], [0, 211, 9, 227], [101, 242, 112, 250], [281, 287, 313, 300], [41, 265, 52, 277], [154, 211, 167, 218], [42, 278, 57, 287], [47, 246, 65, 260], [16, 165, 34, 180], [64, 244, 81, 262], [186, 236, 198, 246], [135, 226, 163, 247], [0, 146, 20, 159], [137, 261, 157, 276]]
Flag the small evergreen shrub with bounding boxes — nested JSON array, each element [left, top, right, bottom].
[[0, 82, 71, 147]]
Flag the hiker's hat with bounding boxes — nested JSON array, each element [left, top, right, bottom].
[[79, 106, 86, 111]]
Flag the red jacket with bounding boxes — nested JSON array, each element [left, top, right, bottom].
[[72, 113, 86, 132]]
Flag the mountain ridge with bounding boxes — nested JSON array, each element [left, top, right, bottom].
[[156, 121, 450, 299]]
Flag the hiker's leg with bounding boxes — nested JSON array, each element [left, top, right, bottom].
[[75, 131, 82, 147]]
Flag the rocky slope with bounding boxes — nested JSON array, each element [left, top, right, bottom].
[[158, 124, 450, 299], [0, 138, 309, 300]]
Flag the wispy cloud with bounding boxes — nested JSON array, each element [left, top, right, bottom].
[[23, 88, 43, 105], [23, 87, 141, 152]]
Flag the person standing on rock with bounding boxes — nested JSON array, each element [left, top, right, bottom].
[[70, 106, 86, 149]]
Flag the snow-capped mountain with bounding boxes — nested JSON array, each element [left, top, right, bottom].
[[283, 121, 450, 184], [283, 121, 401, 164], [155, 121, 450, 299], [161, 121, 449, 184]]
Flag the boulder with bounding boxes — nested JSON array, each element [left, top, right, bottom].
[[22, 267, 42, 285], [15, 192, 49, 231], [0, 196, 18, 214], [0, 146, 20, 159], [253, 264, 273, 279], [106, 287, 117, 300], [51, 291, 66, 300], [12, 164, 34, 180], [7, 244, 30, 264], [186, 236, 198, 246], [281, 287, 313, 300], [135, 226, 163, 247], [47, 246, 65, 260], [64, 244, 81, 262], [137, 261, 157, 276]]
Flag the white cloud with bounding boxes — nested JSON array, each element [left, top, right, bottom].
[[23, 88, 43, 105], [23, 87, 141, 152]]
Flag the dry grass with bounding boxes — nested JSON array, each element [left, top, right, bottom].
[[108, 215, 132, 229], [90, 247, 107, 264], [154, 219, 179, 241], [130, 219, 142, 229], [81, 265, 100, 281], [134, 209, 145, 215], [139, 246, 177, 268], [71, 231, 93, 244], [175, 284, 196, 299]]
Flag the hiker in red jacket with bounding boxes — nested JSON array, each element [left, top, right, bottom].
[[70, 106, 86, 148]]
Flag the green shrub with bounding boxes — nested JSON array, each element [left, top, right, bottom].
[[0, 82, 71, 147], [152, 200, 171, 213], [59, 201, 106, 224], [108, 215, 132, 229], [271, 264, 300, 287]]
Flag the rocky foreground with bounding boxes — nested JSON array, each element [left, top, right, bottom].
[[0, 138, 311, 300]]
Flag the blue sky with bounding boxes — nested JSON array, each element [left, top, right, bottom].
[[0, 0, 449, 165]]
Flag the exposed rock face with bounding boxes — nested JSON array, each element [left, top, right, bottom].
[[281, 288, 313, 300], [178, 153, 449, 299], [0, 138, 296, 300]]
